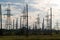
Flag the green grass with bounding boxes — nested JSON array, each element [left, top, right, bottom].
[[0, 35, 60, 40]]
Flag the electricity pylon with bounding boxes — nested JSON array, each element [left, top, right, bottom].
[[42, 18, 44, 33], [54, 20, 59, 30], [20, 17, 22, 29], [21, 4, 28, 36], [46, 12, 50, 29], [5, 4, 12, 30], [36, 14, 40, 29]]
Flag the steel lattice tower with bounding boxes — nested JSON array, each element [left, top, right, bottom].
[[22, 4, 28, 28], [46, 12, 50, 29], [20, 17, 22, 29], [20, 3, 28, 36], [5, 4, 12, 30], [36, 14, 40, 29]]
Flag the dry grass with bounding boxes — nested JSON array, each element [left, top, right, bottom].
[[0, 35, 60, 40]]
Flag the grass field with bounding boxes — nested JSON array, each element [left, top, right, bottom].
[[0, 35, 60, 40]]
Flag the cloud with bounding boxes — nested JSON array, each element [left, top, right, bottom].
[[0, 0, 25, 3]]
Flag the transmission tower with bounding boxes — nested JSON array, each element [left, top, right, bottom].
[[20, 17, 22, 29], [34, 22, 37, 30], [36, 14, 40, 29], [54, 21, 59, 30], [42, 18, 44, 32], [46, 12, 50, 29], [21, 4, 28, 36], [5, 4, 12, 30]]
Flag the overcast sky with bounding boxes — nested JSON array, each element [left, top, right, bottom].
[[0, 0, 60, 29]]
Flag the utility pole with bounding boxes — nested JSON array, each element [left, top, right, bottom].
[[13, 19, 15, 30], [20, 17, 21, 29], [33, 24, 35, 30], [22, 7, 26, 28], [54, 20, 59, 34], [26, 4, 28, 36], [50, 8, 52, 35], [35, 22, 37, 30], [16, 18, 18, 30], [55, 21, 59, 30], [0, 4, 2, 29], [46, 12, 49, 29], [42, 18, 44, 33], [0, 4, 2, 35]]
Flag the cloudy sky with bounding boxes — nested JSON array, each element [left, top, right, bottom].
[[0, 0, 60, 29]]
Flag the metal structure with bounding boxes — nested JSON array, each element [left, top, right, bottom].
[[42, 18, 44, 32], [46, 12, 50, 29], [16, 18, 18, 29], [26, 4, 28, 36], [50, 8, 52, 30], [34, 22, 37, 30], [13, 19, 15, 29], [54, 20, 59, 30], [0, 4, 2, 29], [5, 4, 12, 30], [20, 17, 22, 29], [36, 14, 40, 29], [21, 4, 28, 36]]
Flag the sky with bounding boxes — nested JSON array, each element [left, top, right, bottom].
[[0, 0, 60, 29]]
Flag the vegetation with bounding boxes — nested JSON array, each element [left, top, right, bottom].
[[0, 35, 60, 40], [0, 27, 59, 40]]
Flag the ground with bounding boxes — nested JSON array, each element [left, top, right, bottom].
[[0, 35, 60, 40]]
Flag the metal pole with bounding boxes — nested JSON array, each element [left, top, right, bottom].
[[26, 4, 28, 36], [0, 4, 2, 29], [20, 17, 21, 29], [50, 8, 52, 35], [42, 18, 44, 34], [13, 19, 15, 30]]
